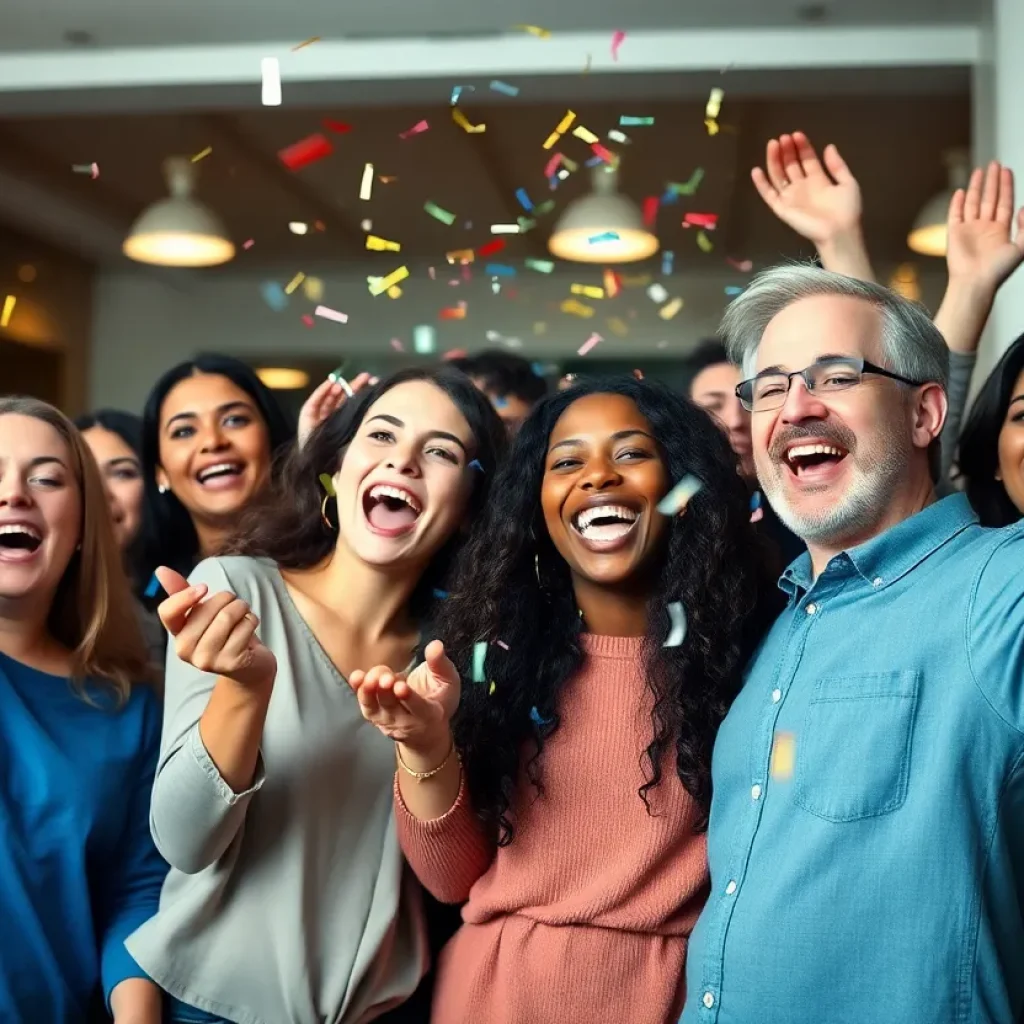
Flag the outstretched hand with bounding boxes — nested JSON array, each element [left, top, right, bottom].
[[348, 639, 461, 749], [297, 371, 374, 448], [946, 161, 1024, 293]]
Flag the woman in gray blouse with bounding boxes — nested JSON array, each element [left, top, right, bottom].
[[126, 367, 506, 1024]]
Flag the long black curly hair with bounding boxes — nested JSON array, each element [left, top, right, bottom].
[[432, 376, 783, 845]]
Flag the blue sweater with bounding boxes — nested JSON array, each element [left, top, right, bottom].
[[0, 650, 168, 1021]]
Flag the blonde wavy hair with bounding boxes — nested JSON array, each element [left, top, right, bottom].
[[0, 396, 151, 701]]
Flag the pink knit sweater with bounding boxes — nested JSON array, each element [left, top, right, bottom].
[[395, 634, 710, 1024]]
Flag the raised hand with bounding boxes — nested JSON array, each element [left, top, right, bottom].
[[349, 639, 461, 748], [155, 566, 276, 689], [946, 161, 1024, 292], [297, 371, 374, 448]]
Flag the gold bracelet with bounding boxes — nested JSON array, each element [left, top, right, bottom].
[[395, 740, 458, 782]]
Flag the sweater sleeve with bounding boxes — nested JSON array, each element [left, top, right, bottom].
[[940, 350, 976, 484], [394, 772, 495, 904], [149, 558, 266, 874], [98, 689, 168, 1004]]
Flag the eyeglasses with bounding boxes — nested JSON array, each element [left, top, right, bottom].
[[735, 356, 924, 412]]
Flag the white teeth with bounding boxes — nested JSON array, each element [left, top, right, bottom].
[[369, 484, 422, 514], [574, 504, 638, 532], [0, 524, 40, 540], [198, 462, 242, 482], [786, 444, 844, 462]]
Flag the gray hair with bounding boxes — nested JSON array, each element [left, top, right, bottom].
[[720, 264, 949, 391]]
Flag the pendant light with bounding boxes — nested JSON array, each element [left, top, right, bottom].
[[549, 165, 659, 264], [123, 157, 235, 267], [907, 149, 971, 258]]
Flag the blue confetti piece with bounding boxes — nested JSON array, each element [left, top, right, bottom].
[[490, 79, 520, 97], [143, 573, 161, 599], [530, 361, 546, 377], [472, 642, 487, 683], [587, 231, 620, 244], [725, 285, 744, 297], [661, 250, 675, 276], [260, 281, 288, 312], [515, 187, 534, 212], [450, 84, 474, 105], [432, 588, 450, 600], [585, 155, 604, 168], [485, 263, 517, 277], [530, 706, 554, 728], [661, 188, 679, 205], [468, 459, 485, 473], [750, 490, 762, 512]]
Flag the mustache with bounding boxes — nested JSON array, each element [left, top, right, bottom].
[[768, 421, 857, 462]]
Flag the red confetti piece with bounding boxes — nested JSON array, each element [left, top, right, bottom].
[[611, 29, 626, 60], [477, 239, 506, 258], [322, 119, 353, 133], [301, 314, 314, 327], [544, 153, 564, 179], [279, 134, 333, 171], [443, 348, 469, 360], [603, 269, 621, 298], [642, 196, 659, 228], [440, 306, 467, 321], [591, 143, 616, 164], [684, 212, 719, 230], [399, 119, 429, 139]]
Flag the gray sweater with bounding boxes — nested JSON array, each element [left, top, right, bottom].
[[126, 556, 427, 1024]]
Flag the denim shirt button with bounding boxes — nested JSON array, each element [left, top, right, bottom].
[[751, 783, 762, 800], [702, 991, 716, 1009], [806, 603, 818, 615], [771, 688, 782, 703], [725, 880, 738, 895]]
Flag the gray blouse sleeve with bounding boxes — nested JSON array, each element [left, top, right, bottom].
[[940, 350, 977, 486], [148, 557, 266, 874]]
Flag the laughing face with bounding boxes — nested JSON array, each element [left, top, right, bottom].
[[156, 373, 272, 529], [750, 294, 919, 547], [0, 414, 82, 609], [331, 380, 477, 570], [541, 393, 669, 588]]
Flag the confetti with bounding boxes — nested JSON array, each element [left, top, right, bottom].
[[278, 134, 333, 171], [705, 119, 721, 137], [452, 108, 486, 134], [725, 285, 744, 297], [684, 212, 719, 230], [620, 115, 654, 126], [591, 143, 616, 164], [284, 272, 306, 295], [530, 706, 554, 728], [486, 264, 516, 277], [571, 283, 604, 299], [490, 79, 520, 96], [577, 332, 603, 356], [468, 459, 484, 473], [302, 314, 314, 327], [727, 257, 753, 272], [513, 24, 552, 38], [303, 276, 324, 301], [771, 732, 796, 780], [433, 588, 449, 600], [472, 642, 487, 683], [366, 235, 401, 252], [572, 125, 599, 144], [705, 86, 724, 121], [670, 168, 705, 196], [143, 574, 161, 599], [525, 258, 555, 273], [243, 239, 255, 250], [561, 299, 595, 318], [424, 201, 456, 226], [387, 285, 403, 299], [0, 294, 15, 328], [489, 681, 497, 696], [399, 120, 429, 139], [319, 473, 336, 496], [369, 266, 409, 296], [359, 163, 374, 201], [514, 188, 534, 212], [647, 283, 668, 304], [450, 85, 474, 104], [440, 306, 467, 320], [657, 474, 702, 515], [260, 282, 288, 312], [378, 174, 397, 183], [491, 223, 521, 234], [413, 324, 436, 354], [603, 269, 621, 297], [696, 230, 714, 253], [292, 36, 321, 50], [323, 119, 353, 134], [476, 239, 505, 258], [607, 316, 629, 336], [390, 338, 405, 352], [191, 146, 212, 163], [544, 153, 564, 179], [607, 129, 630, 144], [543, 110, 576, 150], [447, 248, 476, 263], [642, 196, 659, 228], [261, 57, 282, 106], [659, 297, 684, 320], [663, 602, 687, 648], [661, 251, 674, 276], [314, 305, 348, 324], [72, 162, 100, 179], [611, 29, 626, 60], [288, 221, 308, 235], [588, 231, 620, 244]]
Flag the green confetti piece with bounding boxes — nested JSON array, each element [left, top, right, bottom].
[[424, 201, 456, 225], [327, 363, 347, 382], [525, 258, 555, 274], [472, 641, 487, 683], [489, 680, 496, 695], [670, 167, 705, 197], [318, 473, 336, 497], [533, 199, 556, 217], [696, 229, 714, 253], [619, 115, 655, 126]]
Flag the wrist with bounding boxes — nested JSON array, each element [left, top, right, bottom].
[[817, 229, 872, 277], [397, 731, 454, 772], [218, 670, 274, 705]]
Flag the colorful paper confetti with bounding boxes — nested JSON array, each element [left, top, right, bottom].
[[661, 251, 674, 276], [642, 196, 660, 228], [413, 324, 436, 353], [577, 332, 603, 356], [366, 235, 401, 252], [659, 297, 684, 320], [727, 257, 754, 272], [399, 120, 429, 140], [514, 188, 534, 212], [283, 272, 306, 296], [472, 642, 487, 683], [0, 294, 15, 328], [323, 119, 353, 134], [476, 239, 505, 258], [603, 269, 621, 297], [440, 305, 467, 321], [424, 201, 456, 226], [663, 602, 687, 648], [491, 223, 521, 234], [318, 472, 336, 496], [359, 163, 374, 201], [525, 258, 555, 273], [670, 168, 705, 196], [571, 283, 604, 299], [191, 146, 212, 163], [684, 212, 719, 230], [278, 134, 332, 171], [292, 36, 321, 50], [588, 231, 620, 244], [450, 85, 474, 104], [705, 86, 724, 120], [369, 266, 409, 296], [314, 305, 348, 324], [619, 115, 654, 126], [657, 474, 702, 515], [303, 276, 324, 301], [572, 125, 599, 144], [260, 282, 288, 312], [725, 285, 745, 297], [607, 130, 631, 145], [607, 316, 629, 336], [72, 162, 100, 179], [591, 143, 616, 164], [490, 80, 520, 96], [561, 299, 595, 318], [647, 283, 668, 304], [486, 264, 516, 277], [243, 239, 255, 250], [261, 58, 281, 106], [452, 108, 486, 134], [390, 338, 405, 352], [513, 24, 552, 38], [543, 110, 576, 150], [611, 29, 626, 60], [696, 230, 714, 253]]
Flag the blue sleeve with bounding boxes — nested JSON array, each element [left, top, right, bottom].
[[98, 688, 169, 1004]]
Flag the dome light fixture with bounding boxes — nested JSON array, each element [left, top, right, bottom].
[[907, 149, 971, 258]]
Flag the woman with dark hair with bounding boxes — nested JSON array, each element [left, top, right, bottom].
[[957, 331, 1024, 526], [138, 354, 295, 590], [126, 367, 507, 1024], [349, 377, 781, 1023], [0, 397, 165, 1023]]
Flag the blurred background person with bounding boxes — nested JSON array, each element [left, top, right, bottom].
[[452, 351, 548, 434], [0, 396, 165, 1024]]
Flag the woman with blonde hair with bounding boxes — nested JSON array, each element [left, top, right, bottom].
[[0, 396, 167, 1024]]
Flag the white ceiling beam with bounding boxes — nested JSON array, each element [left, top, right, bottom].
[[0, 26, 981, 97]]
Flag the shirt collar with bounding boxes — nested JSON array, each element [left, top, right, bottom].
[[780, 493, 978, 598]]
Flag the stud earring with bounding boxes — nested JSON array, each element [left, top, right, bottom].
[[158, 484, 168, 495]]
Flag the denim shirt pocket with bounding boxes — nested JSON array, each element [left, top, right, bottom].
[[794, 670, 920, 822]]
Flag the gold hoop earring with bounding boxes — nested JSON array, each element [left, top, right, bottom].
[[321, 493, 336, 531]]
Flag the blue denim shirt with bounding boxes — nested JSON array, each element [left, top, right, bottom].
[[682, 495, 1024, 1024]]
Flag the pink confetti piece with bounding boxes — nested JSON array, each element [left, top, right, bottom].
[[727, 257, 754, 272], [72, 162, 100, 179], [390, 338, 405, 352], [544, 153, 564, 179], [591, 143, 616, 164], [242, 239, 255, 250], [496, 640, 510, 650], [314, 305, 349, 324], [301, 314, 315, 327], [611, 29, 626, 60], [577, 332, 603, 357], [399, 119, 429, 140]]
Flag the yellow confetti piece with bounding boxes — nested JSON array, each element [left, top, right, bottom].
[[292, 36, 321, 50], [697, 230, 714, 253], [542, 132, 562, 150], [452, 108, 486, 134], [556, 110, 576, 134], [284, 272, 306, 295], [387, 285, 403, 299], [571, 283, 604, 299], [560, 298, 595, 318], [366, 235, 402, 252], [191, 146, 212, 163], [446, 248, 475, 264], [705, 86, 724, 120], [489, 680, 497, 695], [369, 266, 409, 297], [0, 294, 15, 328], [705, 119, 720, 137], [607, 317, 629, 336], [659, 297, 684, 320], [620, 274, 651, 287], [513, 24, 552, 38], [359, 162, 374, 201], [571, 125, 599, 144], [771, 732, 796, 780], [302, 276, 324, 301]]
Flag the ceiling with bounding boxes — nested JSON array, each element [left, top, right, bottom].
[[0, 0, 982, 52]]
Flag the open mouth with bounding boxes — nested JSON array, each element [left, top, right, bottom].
[[0, 523, 42, 557], [362, 483, 423, 536], [196, 462, 246, 487], [571, 503, 640, 544], [784, 443, 849, 479]]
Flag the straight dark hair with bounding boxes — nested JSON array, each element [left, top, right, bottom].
[[957, 331, 1024, 527], [137, 354, 295, 589], [225, 366, 508, 618]]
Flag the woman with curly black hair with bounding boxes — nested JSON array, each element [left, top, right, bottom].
[[349, 377, 782, 1024]]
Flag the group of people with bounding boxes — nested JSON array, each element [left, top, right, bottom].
[[1, 130, 1024, 1024]]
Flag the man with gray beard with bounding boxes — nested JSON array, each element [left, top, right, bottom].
[[680, 265, 1024, 1024]]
